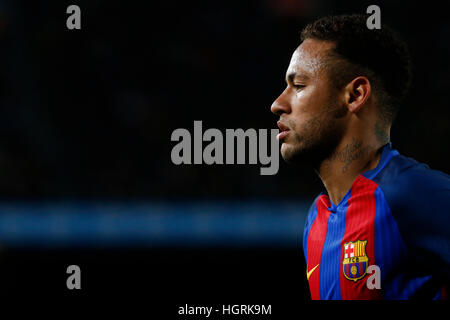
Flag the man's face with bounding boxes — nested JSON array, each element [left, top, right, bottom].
[[271, 39, 348, 165]]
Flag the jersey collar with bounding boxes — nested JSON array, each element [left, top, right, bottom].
[[320, 142, 399, 211], [362, 142, 399, 180]]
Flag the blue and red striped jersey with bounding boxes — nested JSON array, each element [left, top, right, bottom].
[[303, 143, 450, 300]]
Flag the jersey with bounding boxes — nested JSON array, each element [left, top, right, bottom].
[[302, 143, 450, 300]]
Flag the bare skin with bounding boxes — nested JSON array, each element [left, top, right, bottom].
[[271, 39, 391, 205]]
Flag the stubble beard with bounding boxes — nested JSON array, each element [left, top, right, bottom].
[[281, 102, 347, 170]]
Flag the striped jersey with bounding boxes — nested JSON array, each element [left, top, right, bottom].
[[303, 143, 450, 299]]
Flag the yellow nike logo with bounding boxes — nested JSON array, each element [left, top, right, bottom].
[[306, 264, 319, 280]]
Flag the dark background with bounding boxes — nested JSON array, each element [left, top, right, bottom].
[[0, 0, 449, 310]]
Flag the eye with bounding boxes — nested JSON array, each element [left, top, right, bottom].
[[293, 84, 306, 92]]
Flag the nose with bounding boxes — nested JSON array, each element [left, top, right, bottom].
[[270, 88, 291, 116]]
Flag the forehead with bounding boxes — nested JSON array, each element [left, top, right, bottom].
[[287, 39, 335, 78]]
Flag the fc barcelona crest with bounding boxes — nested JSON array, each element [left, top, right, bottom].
[[343, 240, 369, 282]]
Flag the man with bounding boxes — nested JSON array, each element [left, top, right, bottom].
[[271, 14, 449, 299]]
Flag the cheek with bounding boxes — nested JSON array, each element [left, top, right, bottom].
[[289, 99, 321, 132], [300, 117, 323, 139], [292, 88, 324, 114]]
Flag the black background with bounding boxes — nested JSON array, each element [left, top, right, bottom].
[[0, 0, 449, 311]]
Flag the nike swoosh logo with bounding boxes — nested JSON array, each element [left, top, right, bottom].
[[306, 264, 319, 280]]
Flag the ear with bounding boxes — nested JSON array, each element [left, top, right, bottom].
[[344, 76, 371, 113]]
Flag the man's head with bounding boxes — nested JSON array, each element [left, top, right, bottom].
[[271, 14, 412, 165]]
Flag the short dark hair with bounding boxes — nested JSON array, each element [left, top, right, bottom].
[[301, 14, 412, 123]]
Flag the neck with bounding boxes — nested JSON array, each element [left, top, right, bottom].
[[316, 136, 387, 205]]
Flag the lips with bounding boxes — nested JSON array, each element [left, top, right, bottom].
[[277, 121, 290, 141]]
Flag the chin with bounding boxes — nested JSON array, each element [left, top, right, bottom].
[[280, 142, 300, 163]]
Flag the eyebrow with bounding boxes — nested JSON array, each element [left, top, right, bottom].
[[286, 72, 310, 84]]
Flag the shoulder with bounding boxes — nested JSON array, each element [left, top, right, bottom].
[[303, 194, 323, 256], [305, 194, 322, 229], [373, 152, 450, 269], [373, 153, 450, 215]]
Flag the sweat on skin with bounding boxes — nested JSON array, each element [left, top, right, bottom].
[[171, 121, 280, 175]]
